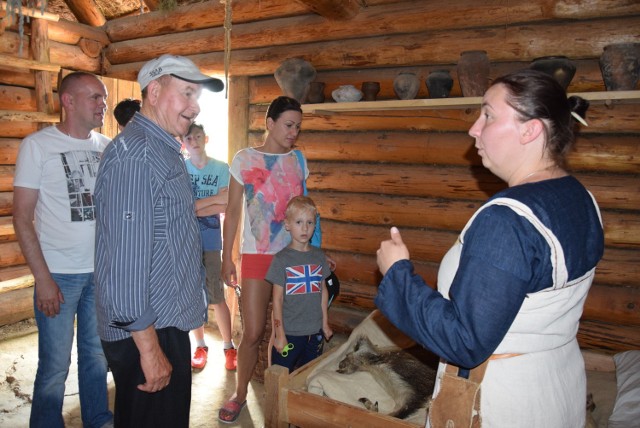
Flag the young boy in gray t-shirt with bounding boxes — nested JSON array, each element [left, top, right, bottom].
[[266, 196, 333, 372]]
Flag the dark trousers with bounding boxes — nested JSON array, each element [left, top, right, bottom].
[[102, 327, 191, 428], [271, 330, 324, 373]]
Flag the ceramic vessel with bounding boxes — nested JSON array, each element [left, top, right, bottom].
[[361, 81, 381, 101], [599, 43, 640, 91], [332, 85, 363, 103], [274, 58, 317, 103], [426, 70, 453, 98], [393, 72, 420, 100], [457, 50, 490, 97], [530, 56, 576, 90], [306, 82, 325, 103]]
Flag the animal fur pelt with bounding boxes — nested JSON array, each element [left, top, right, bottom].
[[337, 335, 436, 419]]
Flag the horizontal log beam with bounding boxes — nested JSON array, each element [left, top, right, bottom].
[[0, 165, 13, 191], [320, 220, 638, 288], [0, 53, 61, 72], [0, 287, 33, 327], [295, 0, 362, 20], [0, 110, 59, 122], [0, 273, 34, 293], [0, 264, 31, 281], [313, 192, 637, 249], [258, 103, 640, 134], [287, 131, 640, 174], [1, 31, 100, 73], [304, 162, 639, 210], [578, 319, 640, 353], [0, 69, 39, 87], [106, 15, 640, 79], [105, 0, 310, 43], [0, 85, 37, 110], [584, 284, 640, 326], [48, 19, 110, 46], [0, 241, 24, 267], [314, 192, 481, 234], [0, 216, 13, 237], [0, 192, 12, 216], [330, 247, 638, 319], [0, 121, 37, 138], [104, 1, 640, 69]]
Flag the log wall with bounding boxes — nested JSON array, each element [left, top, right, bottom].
[[250, 66, 640, 355], [0, 11, 136, 324], [0, 0, 638, 356]]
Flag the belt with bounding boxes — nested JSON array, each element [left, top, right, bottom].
[[489, 353, 522, 360]]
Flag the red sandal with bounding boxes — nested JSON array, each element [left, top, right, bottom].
[[218, 399, 247, 424]]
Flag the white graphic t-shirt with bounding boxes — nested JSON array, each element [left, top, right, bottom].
[[14, 126, 110, 273]]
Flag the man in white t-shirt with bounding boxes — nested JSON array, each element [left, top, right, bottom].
[[12, 72, 113, 428]]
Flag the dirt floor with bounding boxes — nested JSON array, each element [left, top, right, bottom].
[[0, 318, 266, 427]]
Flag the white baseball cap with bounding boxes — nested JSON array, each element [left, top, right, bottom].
[[137, 54, 224, 92]]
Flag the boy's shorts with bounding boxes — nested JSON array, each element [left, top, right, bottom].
[[203, 250, 224, 305]]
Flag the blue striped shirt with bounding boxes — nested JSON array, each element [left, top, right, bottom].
[[94, 113, 206, 341]]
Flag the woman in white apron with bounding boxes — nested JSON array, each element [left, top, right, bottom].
[[375, 69, 604, 427]]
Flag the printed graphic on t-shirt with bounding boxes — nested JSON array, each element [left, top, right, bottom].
[[285, 264, 322, 295], [191, 173, 220, 193], [239, 154, 302, 253], [61, 150, 101, 222]]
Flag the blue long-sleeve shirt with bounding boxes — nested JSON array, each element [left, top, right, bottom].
[[94, 113, 206, 341], [375, 176, 604, 369]]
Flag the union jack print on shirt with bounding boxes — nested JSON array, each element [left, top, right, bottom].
[[285, 264, 322, 295]]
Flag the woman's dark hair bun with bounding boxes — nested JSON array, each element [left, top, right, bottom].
[[568, 96, 590, 121]]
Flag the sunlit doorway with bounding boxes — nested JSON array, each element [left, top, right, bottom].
[[194, 88, 229, 164]]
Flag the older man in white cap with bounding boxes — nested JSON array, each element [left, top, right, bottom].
[[94, 55, 223, 428]]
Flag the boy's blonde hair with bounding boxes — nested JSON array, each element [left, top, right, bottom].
[[285, 196, 317, 219]]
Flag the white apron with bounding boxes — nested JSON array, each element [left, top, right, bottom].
[[428, 197, 598, 428]]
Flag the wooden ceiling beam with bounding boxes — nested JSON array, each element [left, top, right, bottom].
[[48, 19, 110, 46], [64, 0, 106, 27], [294, 0, 363, 20], [105, 0, 310, 42]]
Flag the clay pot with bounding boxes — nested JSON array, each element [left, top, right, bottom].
[[457, 50, 490, 97], [599, 43, 640, 91], [393, 72, 420, 100], [530, 56, 576, 90], [306, 82, 325, 103], [361, 81, 381, 101], [274, 58, 317, 103], [426, 70, 453, 98], [332, 85, 363, 103]]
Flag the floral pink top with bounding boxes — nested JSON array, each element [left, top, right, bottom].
[[230, 147, 307, 254]]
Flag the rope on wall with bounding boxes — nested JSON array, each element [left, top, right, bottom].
[[222, 0, 232, 98], [4, 0, 48, 55]]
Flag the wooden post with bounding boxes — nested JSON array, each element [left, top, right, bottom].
[[226, 75, 250, 333], [264, 364, 290, 428], [30, 19, 56, 130], [0, 287, 33, 326]]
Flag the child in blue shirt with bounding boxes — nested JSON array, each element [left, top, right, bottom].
[[183, 123, 236, 371]]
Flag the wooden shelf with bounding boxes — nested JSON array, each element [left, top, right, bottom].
[[302, 90, 640, 115]]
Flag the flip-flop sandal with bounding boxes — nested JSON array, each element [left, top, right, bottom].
[[218, 399, 247, 424]]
